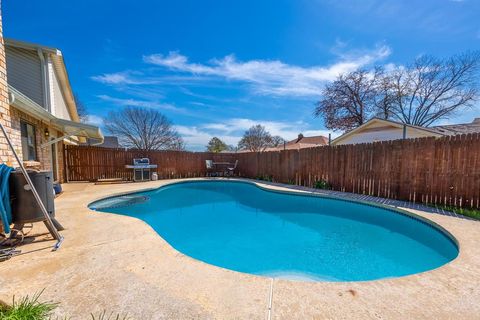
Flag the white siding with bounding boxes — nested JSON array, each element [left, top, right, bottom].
[[49, 61, 71, 120], [5, 46, 45, 108], [339, 128, 404, 145], [337, 127, 435, 145]]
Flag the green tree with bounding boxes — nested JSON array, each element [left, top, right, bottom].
[[206, 137, 229, 153]]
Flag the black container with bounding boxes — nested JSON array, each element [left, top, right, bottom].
[[10, 170, 55, 224]]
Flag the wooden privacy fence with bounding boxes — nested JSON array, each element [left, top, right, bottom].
[[233, 133, 480, 209], [65, 133, 480, 208], [64, 146, 236, 181]]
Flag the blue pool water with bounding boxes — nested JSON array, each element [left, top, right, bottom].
[[89, 181, 458, 281]]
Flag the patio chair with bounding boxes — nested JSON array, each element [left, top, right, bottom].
[[227, 160, 238, 177], [205, 160, 215, 177]]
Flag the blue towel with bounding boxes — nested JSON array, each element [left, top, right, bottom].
[[0, 164, 13, 233]]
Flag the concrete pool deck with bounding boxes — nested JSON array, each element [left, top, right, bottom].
[[0, 178, 479, 319]]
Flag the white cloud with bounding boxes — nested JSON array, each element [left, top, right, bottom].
[[142, 45, 391, 96], [85, 114, 104, 126], [202, 118, 340, 140], [175, 125, 241, 150], [91, 72, 151, 85], [177, 118, 342, 150], [97, 94, 185, 112]]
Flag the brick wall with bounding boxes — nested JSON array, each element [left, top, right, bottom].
[[10, 107, 65, 181], [0, 2, 14, 166], [0, 3, 66, 182]]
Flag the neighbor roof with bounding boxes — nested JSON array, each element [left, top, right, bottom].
[[265, 134, 329, 151], [95, 136, 120, 148], [432, 118, 480, 135], [286, 135, 329, 146]]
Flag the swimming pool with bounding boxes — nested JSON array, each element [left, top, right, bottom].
[[89, 180, 458, 282]]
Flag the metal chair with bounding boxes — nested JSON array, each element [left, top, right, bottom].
[[205, 160, 215, 177], [227, 160, 238, 176]]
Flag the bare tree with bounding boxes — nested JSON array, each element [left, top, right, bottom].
[[314, 69, 382, 131], [388, 53, 480, 126], [74, 93, 89, 123], [271, 135, 286, 147], [104, 106, 185, 151], [373, 70, 396, 120], [238, 125, 281, 152], [314, 52, 480, 131]]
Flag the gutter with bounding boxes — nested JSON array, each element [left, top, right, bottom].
[[5, 38, 80, 122], [9, 85, 104, 146]]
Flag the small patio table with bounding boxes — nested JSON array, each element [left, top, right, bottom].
[[212, 162, 234, 176]]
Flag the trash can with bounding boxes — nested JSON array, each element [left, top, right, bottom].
[[9, 170, 55, 224]]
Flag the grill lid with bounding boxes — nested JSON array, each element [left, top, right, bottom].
[[133, 158, 150, 165]]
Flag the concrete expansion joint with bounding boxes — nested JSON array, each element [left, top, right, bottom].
[[267, 277, 274, 320]]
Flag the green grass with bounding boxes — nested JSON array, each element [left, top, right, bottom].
[[427, 204, 480, 220], [0, 291, 129, 320], [0, 290, 58, 320], [90, 311, 129, 320]]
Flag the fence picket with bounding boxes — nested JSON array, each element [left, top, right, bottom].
[[65, 135, 480, 209]]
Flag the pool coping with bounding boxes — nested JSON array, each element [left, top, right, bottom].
[[1, 178, 479, 319]]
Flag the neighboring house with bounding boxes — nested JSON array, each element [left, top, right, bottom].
[[265, 134, 329, 151], [89, 136, 120, 148], [332, 117, 480, 146], [3, 38, 103, 182]]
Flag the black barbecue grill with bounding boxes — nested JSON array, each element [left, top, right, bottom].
[[125, 158, 158, 181]]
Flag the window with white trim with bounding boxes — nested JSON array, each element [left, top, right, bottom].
[[20, 120, 37, 161]]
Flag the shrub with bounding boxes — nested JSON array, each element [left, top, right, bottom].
[[255, 175, 273, 182], [314, 179, 331, 190]]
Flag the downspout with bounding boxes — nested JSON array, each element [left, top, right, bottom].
[[402, 124, 407, 139], [37, 48, 51, 112]]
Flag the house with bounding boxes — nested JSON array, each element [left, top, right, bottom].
[[1, 38, 103, 182], [265, 134, 329, 151], [331, 117, 480, 145]]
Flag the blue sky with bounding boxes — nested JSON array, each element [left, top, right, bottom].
[[4, 0, 480, 150]]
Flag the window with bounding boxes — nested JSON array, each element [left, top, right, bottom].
[[20, 121, 37, 161]]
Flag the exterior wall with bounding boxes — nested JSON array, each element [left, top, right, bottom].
[[0, 5, 14, 166], [0, 6, 70, 182], [10, 107, 65, 182], [49, 60, 71, 120], [5, 46, 44, 108], [335, 125, 436, 145]]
